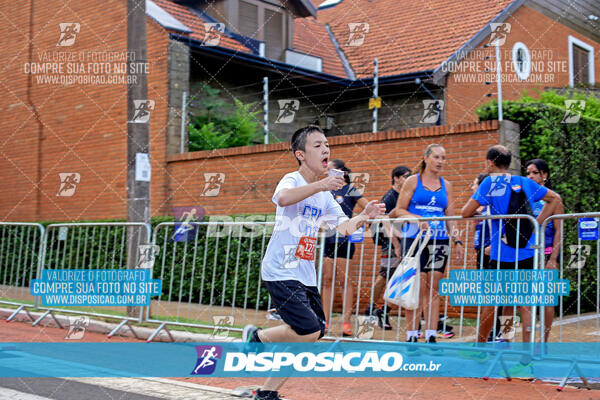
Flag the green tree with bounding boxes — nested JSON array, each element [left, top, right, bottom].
[[188, 83, 264, 151]]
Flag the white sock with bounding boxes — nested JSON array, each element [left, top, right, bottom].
[[407, 330, 418, 340], [426, 329, 436, 339]]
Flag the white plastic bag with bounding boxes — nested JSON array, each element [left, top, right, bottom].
[[383, 229, 431, 310]]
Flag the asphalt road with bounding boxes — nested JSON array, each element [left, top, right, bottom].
[[0, 378, 163, 400]]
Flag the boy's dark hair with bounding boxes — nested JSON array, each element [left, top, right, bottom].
[[392, 166, 410, 185], [486, 145, 512, 169], [291, 125, 324, 165]]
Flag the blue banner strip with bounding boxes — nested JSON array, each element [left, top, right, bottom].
[[0, 343, 599, 378]]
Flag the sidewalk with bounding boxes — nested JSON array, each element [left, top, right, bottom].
[[1, 317, 596, 400]]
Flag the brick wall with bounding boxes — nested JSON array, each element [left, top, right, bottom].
[[0, 0, 171, 221], [167, 120, 500, 215], [446, 5, 600, 126], [167, 121, 501, 315]]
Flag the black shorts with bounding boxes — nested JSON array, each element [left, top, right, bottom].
[[264, 280, 326, 338], [487, 257, 535, 270], [324, 241, 355, 259], [401, 237, 450, 273]]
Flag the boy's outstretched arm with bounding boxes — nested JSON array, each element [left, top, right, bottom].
[[276, 175, 345, 207], [337, 200, 386, 236]]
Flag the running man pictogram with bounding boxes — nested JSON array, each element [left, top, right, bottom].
[[561, 100, 585, 123], [346, 23, 369, 46], [203, 23, 225, 46], [488, 23, 511, 46], [201, 173, 225, 196], [420, 100, 443, 123], [57, 23, 80, 46], [191, 345, 222, 375], [172, 208, 198, 240], [56, 173, 80, 197], [275, 100, 299, 123]]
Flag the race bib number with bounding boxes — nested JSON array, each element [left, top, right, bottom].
[[295, 236, 317, 261]]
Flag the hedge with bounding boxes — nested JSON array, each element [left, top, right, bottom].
[[477, 89, 600, 313]]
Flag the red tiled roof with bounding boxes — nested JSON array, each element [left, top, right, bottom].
[[294, 17, 347, 77], [153, 1, 346, 76], [317, 0, 514, 78], [152, 0, 252, 53]]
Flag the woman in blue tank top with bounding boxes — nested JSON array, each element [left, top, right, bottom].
[[393, 144, 464, 346], [525, 158, 563, 342]]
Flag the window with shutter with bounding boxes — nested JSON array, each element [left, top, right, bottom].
[[572, 45, 590, 85], [239, 1, 258, 39], [264, 9, 283, 60]]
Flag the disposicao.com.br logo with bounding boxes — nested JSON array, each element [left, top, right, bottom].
[[222, 351, 441, 374]]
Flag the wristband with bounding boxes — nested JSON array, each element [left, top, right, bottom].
[[453, 240, 464, 246]]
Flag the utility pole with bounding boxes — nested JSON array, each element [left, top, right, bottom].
[[126, 0, 150, 318]]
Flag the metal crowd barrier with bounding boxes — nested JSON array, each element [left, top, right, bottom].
[[0, 222, 45, 322], [145, 220, 298, 342], [1, 212, 597, 383], [540, 212, 600, 344], [35, 222, 151, 338], [318, 214, 540, 346], [539, 213, 600, 389]]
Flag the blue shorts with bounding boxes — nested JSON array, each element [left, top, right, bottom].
[[264, 280, 326, 337]]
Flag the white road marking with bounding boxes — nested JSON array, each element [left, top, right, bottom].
[[64, 377, 241, 399], [0, 387, 53, 400]]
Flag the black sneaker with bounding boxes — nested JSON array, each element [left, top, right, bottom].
[[363, 303, 377, 316], [437, 319, 453, 332], [374, 307, 393, 330], [254, 389, 281, 400], [242, 324, 260, 343], [242, 324, 263, 352]]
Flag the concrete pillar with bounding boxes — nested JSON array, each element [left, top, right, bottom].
[[166, 40, 190, 155], [498, 120, 520, 174]]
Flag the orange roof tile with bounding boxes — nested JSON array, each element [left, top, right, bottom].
[[152, 0, 252, 53], [293, 17, 347, 77], [317, 0, 514, 78]]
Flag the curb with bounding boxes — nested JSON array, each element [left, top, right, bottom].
[[0, 306, 238, 343]]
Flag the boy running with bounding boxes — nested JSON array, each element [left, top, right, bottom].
[[242, 126, 385, 400]]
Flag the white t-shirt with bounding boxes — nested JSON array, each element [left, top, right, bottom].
[[261, 171, 349, 287]]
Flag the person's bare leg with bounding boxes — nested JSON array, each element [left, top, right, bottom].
[[405, 273, 426, 335], [371, 275, 386, 306], [258, 326, 320, 390], [405, 309, 418, 332], [339, 270, 354, 324], [424, 271, 443, 334], [320, 257, 334, 324], [519, 306, 532, 343], [544, 305, 554, 342], [477, 306, 495, 342]]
